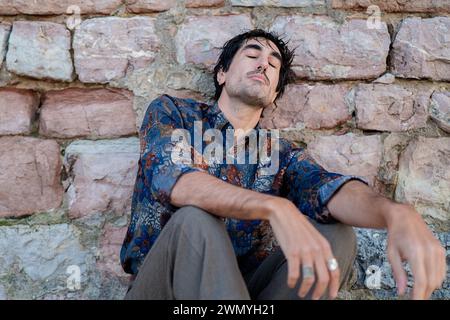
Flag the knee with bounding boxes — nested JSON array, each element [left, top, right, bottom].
[[332, 223, 357, 262], [171, 205, 225, 234]]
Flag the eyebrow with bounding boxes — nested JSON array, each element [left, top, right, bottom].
[[242, 43, 282, 64]]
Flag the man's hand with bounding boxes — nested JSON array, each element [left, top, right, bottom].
[[267, 198, 340, 300], [385, 203, 447, 300]]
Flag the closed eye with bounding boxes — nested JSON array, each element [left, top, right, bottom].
[[247, 56, 276, 68]]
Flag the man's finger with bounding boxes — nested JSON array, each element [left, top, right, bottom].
[[298, 257, 315, 298], [410, 253, 427, 300], [388, 247, 407, 296], [311, 257, 330, 300], [327, 261, 340, 300], [287, 254, 300, 288]]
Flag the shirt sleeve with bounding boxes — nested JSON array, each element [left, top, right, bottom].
[[139, 94, 207, 209], [282, 146, 368, 224]]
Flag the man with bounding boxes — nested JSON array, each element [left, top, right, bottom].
[[120, 29, 446, 300]]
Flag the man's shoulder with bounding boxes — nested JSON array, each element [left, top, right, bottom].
[[149, 94, 211, 111]]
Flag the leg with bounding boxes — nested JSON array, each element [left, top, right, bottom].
[[125, 205, 250, 300], [245, 218, 357, 300]]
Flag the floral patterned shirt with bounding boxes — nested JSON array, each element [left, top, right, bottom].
[[120, 94, 365, 275]]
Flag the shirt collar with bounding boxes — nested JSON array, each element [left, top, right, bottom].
[[207, 100, 261, 131]]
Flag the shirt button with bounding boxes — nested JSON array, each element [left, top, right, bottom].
[[221, 175, 227, 181]]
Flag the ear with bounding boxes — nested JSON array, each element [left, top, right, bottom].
[[217, 68, 226, 85]]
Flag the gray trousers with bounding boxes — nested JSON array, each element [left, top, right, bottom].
[[124, 205, 357, 300]]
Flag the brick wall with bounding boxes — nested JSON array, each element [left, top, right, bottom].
[[0, 0, 448, 299]]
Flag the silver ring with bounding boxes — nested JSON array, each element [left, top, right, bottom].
[[327, 258, 339, 272], [302, 265, 314, 279]]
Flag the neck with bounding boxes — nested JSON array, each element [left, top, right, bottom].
[[216, 93, 263, 133]]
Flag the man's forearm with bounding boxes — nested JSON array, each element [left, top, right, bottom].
[[327, 180, 400, 229], [171, 171, 280, 220]]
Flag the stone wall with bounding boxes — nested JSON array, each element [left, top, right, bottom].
[[0, 0, 448, 300]]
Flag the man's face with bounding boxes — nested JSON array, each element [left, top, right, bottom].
[[217, 37, 282, 108]]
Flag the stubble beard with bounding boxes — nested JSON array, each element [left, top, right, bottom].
[[227, 79, 272, 109]]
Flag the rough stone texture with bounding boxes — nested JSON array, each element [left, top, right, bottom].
[[64, 138, 139, 219], [260, 84, 351, 129], [395, 137, 450, 222], [344, 228, 450, 299], [0, 0, 122, 15], [391, 17, 450, 81], [6, 21, 73, 81], [0, 88, 39, 135], [98, 222, 129, 278], [270, 16, 390, 80], [39, 88, 136, 139], [73, 17, 160, 83], [0, 23, 10, 68], [430, 91, 450, 133], [125, 0, 176, 13], [175, 15, 253, 70], [378, 133, 410, 196], [186, 0, 225, 7], [0, 136, 63, 218], [231, 0, 325, 6], [0, 224, 88, 299], [331, 0, 450, 13], [355, 84, 430, 132], [307, 134, 382, 185]]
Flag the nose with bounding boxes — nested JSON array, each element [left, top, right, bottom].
[[257, 63, 268, 73]]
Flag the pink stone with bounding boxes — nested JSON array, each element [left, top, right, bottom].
[[73, 17, 160, 83], [0, 136, 63, 218], [39, 88, 136, 139], [260, 84, 351, 129], [331, 0, 450, 13], [355, 84, 430, 132], [0, 88, 39, 135], [175, 15, 253, 70], [125, 0, 176, 13], [307, 134, 382, 185], [391, 17, 450, 81], [270, 16, 390, 80], [0, 0, 122, 15], [396, 137, 450, 220], [64, 138, 139, 219]]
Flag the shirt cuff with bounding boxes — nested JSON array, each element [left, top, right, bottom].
[[317, 175, 369, 223]]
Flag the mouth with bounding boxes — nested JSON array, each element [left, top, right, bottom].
[[248, 74, 268, 85]]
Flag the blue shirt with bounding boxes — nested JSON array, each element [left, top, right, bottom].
[[120, 94, 365, 275]]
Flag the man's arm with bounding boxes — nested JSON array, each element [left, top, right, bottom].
[[171, 171, 344, 300], [327, 180, 447, 300]]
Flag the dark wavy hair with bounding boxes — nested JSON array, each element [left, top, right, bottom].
[[213, 29, 296, 102]]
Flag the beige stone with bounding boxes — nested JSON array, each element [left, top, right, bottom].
[[0, 0, 122, 15], [231, 0, 325, 6], [125, 0, 176, 13], [175, 15, 253, 70], [396, 137, 450, 221], [6, 21, 73, 81], [0, 23, 10, 68], [73, 17, 160, 83], [186, 0, 225, 7], [331, 0, 450, 13], [355, 84, 430, 132], [391, 17, 450, 81], [260, 84, 351, 129], [430, 91, 450, 133], [270, 16, 390, 80], [307, 134, 382, 185], [64, 138, 139, 219]]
